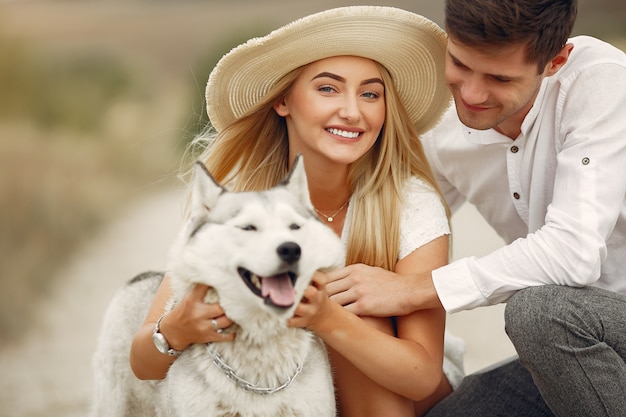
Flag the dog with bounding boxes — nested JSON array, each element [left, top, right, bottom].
[[92, 155, 343, 417]]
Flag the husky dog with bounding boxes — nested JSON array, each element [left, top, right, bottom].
[[92, 156, 343, 417]]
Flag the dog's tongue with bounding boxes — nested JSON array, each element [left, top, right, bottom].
[[261, 273, 295, 307]]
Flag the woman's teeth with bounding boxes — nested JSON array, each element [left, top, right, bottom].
[[327, 128, 360, 139]]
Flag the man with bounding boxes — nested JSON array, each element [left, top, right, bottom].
[[327, 0, 626, 415]]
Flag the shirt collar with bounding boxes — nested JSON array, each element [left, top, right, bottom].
[[520, 78, 548, 136]]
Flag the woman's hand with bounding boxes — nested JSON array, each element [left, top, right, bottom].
[[161, 284, 236, 351], [288, 271, 335, 333], [131, 276, 237, 380]]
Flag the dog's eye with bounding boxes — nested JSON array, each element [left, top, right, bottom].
[[240, 225, 257, 231], [289, 223, 300, 230]]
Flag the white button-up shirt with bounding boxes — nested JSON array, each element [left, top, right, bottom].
[[421, 36, 626, 313]]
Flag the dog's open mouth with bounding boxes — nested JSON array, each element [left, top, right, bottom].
[[238, 267, 297, 308]]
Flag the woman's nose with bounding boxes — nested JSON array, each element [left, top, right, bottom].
[[338, 96, 361, 122]]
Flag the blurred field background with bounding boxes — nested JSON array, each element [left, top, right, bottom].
[[0, 0, 624, 416], [0, 0, 624, 389]]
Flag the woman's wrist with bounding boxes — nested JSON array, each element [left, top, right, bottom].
[[309, 299, 346, 337], [152, 313, 185, 356], [157, 312, 190, 352]]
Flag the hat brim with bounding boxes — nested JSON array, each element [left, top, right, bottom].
[[207, 6, 450, 134]]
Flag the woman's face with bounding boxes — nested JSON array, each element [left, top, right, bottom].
[[274, 56, 386, 166]]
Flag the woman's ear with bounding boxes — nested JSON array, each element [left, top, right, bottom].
[[273, 97, 289, 117]]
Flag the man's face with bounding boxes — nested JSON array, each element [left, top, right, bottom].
[[445, 35, 546, 139]]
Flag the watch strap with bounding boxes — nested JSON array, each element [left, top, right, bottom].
[[153, 313, 183, 357]]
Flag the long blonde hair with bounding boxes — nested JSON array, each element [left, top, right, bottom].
[[189, 62, 449, 271]]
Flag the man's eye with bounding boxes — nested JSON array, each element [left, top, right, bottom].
[[240, 225, 257, 231], [452, 59, 466, 69], [289, 223, 301, 230]]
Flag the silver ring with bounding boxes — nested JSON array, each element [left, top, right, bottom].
[[211, 318, 220, 331]]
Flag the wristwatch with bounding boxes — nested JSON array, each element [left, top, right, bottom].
[[152, 314, 183, 357]]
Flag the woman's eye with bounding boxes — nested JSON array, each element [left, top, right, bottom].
[[362, 91, 380, 99], [318, 85, 336, 93], [240, 225, 257, 231], [289, 223, 301, 230]]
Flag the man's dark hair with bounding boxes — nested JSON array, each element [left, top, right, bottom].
[[444, 0, 577, 73]]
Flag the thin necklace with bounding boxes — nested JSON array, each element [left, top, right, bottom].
[[313, 198, 350, 223]]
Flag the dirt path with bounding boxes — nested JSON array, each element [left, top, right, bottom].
[[0, 188, 184, 417]]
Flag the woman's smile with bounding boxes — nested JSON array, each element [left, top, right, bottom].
[[274, 55, 385, 166], [326, 127, 363, 141]]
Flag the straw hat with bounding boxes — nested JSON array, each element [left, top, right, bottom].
[[206, 6, 450, 134]]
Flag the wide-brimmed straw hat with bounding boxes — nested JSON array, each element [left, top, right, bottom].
[[206, 6, 450, 134]]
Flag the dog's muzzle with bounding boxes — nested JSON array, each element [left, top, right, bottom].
[[238, 241, 301, 308], [238, 267, 298, 308]]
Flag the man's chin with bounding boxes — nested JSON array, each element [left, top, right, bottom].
[[456, 111, 495, 131]]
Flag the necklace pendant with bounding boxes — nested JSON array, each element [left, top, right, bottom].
[[313, 197, 350, 224]]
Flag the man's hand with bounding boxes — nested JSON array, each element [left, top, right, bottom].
[[325, 264, 442, 316]]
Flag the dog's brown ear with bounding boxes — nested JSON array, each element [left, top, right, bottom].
[[190, 161, 227, 216], [282, 154, 314, 211]]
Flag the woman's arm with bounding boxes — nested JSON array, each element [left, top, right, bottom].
[[129, 275, 235, 380], [290, 234, 449, 401]]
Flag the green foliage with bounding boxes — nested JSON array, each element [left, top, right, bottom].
[[0, 37, 138, 133]]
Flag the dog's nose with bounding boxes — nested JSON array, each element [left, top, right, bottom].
[[277, 241, 301, 264]]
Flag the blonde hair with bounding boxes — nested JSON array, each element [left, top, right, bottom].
[[188, 62, 449, 271]]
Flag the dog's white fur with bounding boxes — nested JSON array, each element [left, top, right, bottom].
[[92, 156, 343, 417]]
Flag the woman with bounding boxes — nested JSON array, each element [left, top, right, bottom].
[[130, 6, 464, 416]]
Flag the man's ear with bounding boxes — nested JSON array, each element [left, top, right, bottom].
[[545, 43, 574, 76], [273, 97, 289, 117]]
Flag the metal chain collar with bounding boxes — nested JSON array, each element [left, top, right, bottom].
[[206, 344, 304, 396]]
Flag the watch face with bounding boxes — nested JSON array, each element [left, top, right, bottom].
[[152, 331, 169, 354]]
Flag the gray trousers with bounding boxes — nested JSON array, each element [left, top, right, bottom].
[[426, 285, 626, 417]]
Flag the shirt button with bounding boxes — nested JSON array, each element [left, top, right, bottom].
[[582, 157, 590, 165], [511, 146, 519, 153], [513, 192, 520, 200]]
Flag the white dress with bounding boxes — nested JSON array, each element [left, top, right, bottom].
[[341, 176, 466, 390]]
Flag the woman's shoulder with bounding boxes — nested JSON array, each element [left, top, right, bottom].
[[402, 176, 441, 204], [401, 176, 446, 217], [398, 176, 449, 259], [404, 175, 435, 191]]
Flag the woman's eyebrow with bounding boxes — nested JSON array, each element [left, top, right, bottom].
[[312, 71, 345, 82], [362, 77, 384, 86], [312, 72, 384, 86]]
